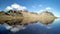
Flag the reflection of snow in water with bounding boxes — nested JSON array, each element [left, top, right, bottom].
[[37, 22, 52, 29], [1, 23, 26, 32], [0, 21, 54, 32], [46, 26, 52, 29], [10, 25, 26, 32]]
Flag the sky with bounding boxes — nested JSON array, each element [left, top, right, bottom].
[[0, 0, 60, 17]]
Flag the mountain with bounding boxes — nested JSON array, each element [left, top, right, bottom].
[[0, 10, 57, 25], [39, 10, 56, 25]]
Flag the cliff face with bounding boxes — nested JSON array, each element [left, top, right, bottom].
[[0, 10, 56, 25]]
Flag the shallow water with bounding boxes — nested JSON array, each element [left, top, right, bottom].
[[0, 19, 60, 34]]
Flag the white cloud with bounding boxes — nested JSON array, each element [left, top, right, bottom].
[[5, 3, 27, 11], [10, 25, 25, 32], [37, 7, 52, 13], [32, 4, 42, 8], [6, 6, 13, 10], [37, 9, 45, 13], [46, 7, 52, 10], [31, 4, 52, 13], [11, 3, 20, 8]]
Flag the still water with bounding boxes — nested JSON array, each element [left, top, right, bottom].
[[0, 19, 60, 34]]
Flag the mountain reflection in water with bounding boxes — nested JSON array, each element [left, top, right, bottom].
[[0, 17, 55, 26], [0, 18, 60, 34]]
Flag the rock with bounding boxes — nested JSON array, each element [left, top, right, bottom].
[[39, 10, 56, 25]]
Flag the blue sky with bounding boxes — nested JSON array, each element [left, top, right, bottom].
[[0, 0, 60, 17]]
